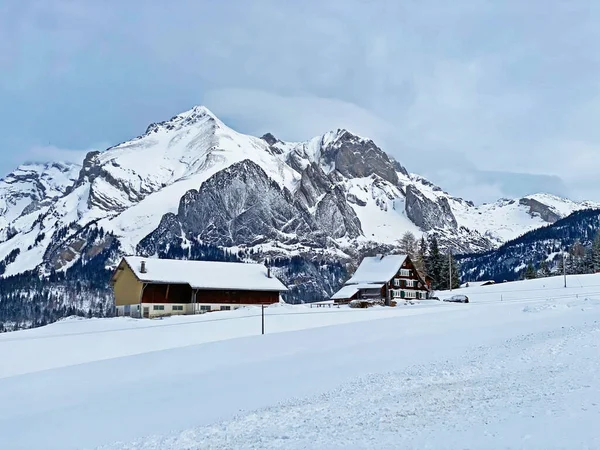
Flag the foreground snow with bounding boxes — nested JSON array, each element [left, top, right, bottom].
[[0, 275, 599, 449]]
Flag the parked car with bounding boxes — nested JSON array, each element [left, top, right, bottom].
[[443, 294, 469, 303], [430, 296, 440, 301]]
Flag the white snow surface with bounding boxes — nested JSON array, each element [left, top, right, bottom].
[[122, 256, 287, 291], [330, 283, 384, 299], [346, 254, 407, 284], [2, 274, 600, 449]]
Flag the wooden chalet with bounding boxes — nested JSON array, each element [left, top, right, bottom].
[[111, 256, 288, 318], [331, 254, 430, 305]]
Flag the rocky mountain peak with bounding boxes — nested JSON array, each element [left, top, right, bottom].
[[261, 133, 280, 146], [144, 105, 220, 136], [318, 130, 402, 185]]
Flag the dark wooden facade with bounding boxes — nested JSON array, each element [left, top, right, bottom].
[[142, 283, 193, 304], [385, 256, 429, 300], [141, 283, 278, 305]]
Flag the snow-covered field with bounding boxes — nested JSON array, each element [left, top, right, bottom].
[[1, 274, 600, 449]]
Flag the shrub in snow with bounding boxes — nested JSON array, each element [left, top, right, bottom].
[[349, 299, 384, 308]]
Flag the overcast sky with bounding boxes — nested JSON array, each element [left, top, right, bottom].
[[2, 0, 600, 204]]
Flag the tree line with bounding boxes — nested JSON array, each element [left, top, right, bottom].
[[398, 231, 460, 291], [523, 230, 600, 280]]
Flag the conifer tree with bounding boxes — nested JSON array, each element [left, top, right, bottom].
[[414, 236, 428, 278], [442, 253, 460, 289], [426, 236, 443, 289], [592, 230, 600, 272], [538, 260, 551, 278], [524, 263, 537, 279]]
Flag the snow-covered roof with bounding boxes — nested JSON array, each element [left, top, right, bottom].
[[346, 255, 408, 285], [121, 256, 288, 292], [331, 283, 384, 300]]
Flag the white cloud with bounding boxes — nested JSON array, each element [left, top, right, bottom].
[[21, 144, 103, 167], [203, 88, 394, 146]]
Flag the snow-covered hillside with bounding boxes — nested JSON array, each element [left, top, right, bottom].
[[1, 274, 599, 449], [0, 162, 80, 242], [0, 105, 596, 281]]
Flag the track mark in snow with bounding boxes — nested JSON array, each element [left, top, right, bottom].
[[98, 323, 600, 450]]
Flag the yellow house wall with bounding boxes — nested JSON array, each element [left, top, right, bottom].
[[113, 262, 143, 306]]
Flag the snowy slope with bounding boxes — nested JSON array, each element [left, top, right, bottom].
[[1, 275, 599, 449], [0, 162, 80, 237], [451, 193, 599, 245], [0, 162, 81, 273]]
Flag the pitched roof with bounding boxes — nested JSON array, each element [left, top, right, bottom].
[[331, 283, 384, 300], [346, 255, 408, 284], [120, 256, 288, 292]]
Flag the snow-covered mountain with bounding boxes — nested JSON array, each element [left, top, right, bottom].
[[0, 105, 597, 282]]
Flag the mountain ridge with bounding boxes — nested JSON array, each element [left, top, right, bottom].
[[0, 105, 598, 308]]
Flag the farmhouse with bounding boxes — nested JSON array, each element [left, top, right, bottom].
[[111, 256, 288, 318], [331, 254, 430, 304]]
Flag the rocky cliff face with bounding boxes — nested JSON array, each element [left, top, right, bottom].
[[140, 160, 315, 250], [519, 198, 562, 223], [319, 130, 406, 183], [405, 184, 458, 231], [0, 162, 80, 225], [138, 159, 365, 256]]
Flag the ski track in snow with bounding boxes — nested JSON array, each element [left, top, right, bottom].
[[97, 319, 600, 450]]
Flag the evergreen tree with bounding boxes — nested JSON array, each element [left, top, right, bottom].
[[438, 252, 461, 290], [557, 253, 567, 276], [524, 263, 537, 279], [583, 249, 595, 274], [592, 230, 600, 272], [565, 254, 577, 275], [538, 260, 551, 278], [426, 236, 443, 290], [414, 236, 428, 278], [570, 240, 586, 274]]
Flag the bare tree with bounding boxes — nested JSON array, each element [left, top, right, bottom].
[[398, 231, 417, 258]]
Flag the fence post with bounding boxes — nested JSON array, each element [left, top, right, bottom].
[[262, 304, 265, 335]]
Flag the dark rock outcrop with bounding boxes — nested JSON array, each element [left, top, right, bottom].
[[321, 130, 401, 185], [519, 198, 561, 223], [405, 184, 458, 231]]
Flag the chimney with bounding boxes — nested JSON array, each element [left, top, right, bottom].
[[140, 260, 147, 273], [267, 266, 272, 278]]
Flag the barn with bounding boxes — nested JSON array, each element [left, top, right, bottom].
[[111, 256, 288, 318]]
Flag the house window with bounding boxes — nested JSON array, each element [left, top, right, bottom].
[[153, 305, 165, 311], [200, 305, 212, 312], [220, 306, 231, 311], [406, 279, 416, 288], [172, 305, 184, 311], [393, 279, 400, 287], [400, 269, 411, 277]]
